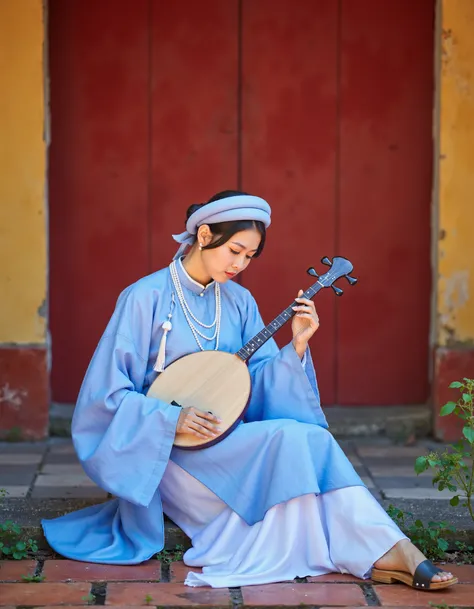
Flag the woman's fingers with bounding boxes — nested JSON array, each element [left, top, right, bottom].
[[178, 420, 215, 440], [194, 409, 222, 425], [292, 305, 313, 312], [185, 426, 209, 440], [295, 299, 315, 310], [187, 422, 217, 439], [193, 411, 222, 435], [177, 407, 222, 438], [292, 304, 320, 328], [190, 418, 220, 436], [293, 305, 319, 318]]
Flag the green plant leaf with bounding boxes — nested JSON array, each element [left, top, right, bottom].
[[437, 538, 449, 551], [450, 495, 460, 506], [462, 393, 472, 403], [462, 425, 474, 444], [450, 381, 463, 388], [440, 402, 457, 416], [414, 456, 428, 474]]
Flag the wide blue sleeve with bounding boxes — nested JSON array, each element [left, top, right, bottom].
[[241, 293, 328, 428], [71, 284, 182, 508]]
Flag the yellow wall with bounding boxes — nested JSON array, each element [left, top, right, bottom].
[[0, 0, 47, 344], [438, 0, 474, 347]]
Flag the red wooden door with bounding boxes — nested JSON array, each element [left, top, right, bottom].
[[149, 0, 239, 268], [49, 1, 150, 403], [49, 0, 434, 407], [240, 0, 339, 403], [239, 0, 434, 405], [337, 0, 433, 404]]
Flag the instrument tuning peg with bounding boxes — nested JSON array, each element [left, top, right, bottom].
[[345, 275, 358, 286], [321, 256, 332, 266], [332, 285, 343, 296], [307, 267, 319, 278]]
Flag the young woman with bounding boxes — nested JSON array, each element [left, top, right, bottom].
[[42, 190, 456, 590]]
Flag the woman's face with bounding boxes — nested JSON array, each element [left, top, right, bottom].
[[202, 227, 262, 283]]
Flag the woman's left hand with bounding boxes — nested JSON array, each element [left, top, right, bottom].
[[291, 289, 320, 358]]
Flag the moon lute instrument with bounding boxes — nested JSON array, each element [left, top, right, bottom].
[[146, 256, 357, 450]]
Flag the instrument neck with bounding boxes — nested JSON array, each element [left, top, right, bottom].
[[235, 280, 323, 363]]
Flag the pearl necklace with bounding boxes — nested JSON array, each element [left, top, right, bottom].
[[169, 260, 221, 351]]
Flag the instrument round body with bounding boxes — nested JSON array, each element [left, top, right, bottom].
[[146, 351, 251, 449]]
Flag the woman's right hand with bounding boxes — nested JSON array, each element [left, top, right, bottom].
[[176, 407, 222, 440]]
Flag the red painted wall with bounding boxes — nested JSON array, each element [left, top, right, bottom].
[[49, 0, 434, 407]]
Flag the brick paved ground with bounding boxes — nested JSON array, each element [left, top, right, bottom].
[[1, 558, 473, 607], [1, 438, 474, 607]]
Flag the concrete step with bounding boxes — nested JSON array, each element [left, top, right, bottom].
[[0, 498, 191, 552], [2, 495, 473, 557], [50, 404, 432, 441]]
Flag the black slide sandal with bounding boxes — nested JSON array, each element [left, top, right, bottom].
[[371, 559, 458, 590]]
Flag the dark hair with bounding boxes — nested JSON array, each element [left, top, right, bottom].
[[186, 190, 266, 258]]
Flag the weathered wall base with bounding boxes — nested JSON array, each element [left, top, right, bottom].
[[433, 348, 474, 441], [0, 347, 49, 440]]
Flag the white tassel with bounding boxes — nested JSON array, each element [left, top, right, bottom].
[[154, 318, 172, 372]]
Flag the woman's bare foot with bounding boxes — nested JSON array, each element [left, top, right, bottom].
[[374, 539, 454, 583]]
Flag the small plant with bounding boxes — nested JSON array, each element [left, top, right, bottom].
[[155, 543, 185, 564], [0, 489, 38, 559], [22, 574, 46, 583], [415, 378, 474, 522], [81, 593, 96, 605], [386, 505, 452, 561], [452, 540, 474, 564], [144, 594, 154, 605], [4, 426, 23, 442], [0, 522, 38, 559]]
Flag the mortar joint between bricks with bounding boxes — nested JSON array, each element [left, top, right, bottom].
[[229, 586, 243, 609], [90, 581, 107, 605], [360, 582, 381, 606], [34, 557, 45, 578], [161, 561, 171, 582]]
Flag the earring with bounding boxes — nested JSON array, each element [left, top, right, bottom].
[[199, 243, 203, 250]]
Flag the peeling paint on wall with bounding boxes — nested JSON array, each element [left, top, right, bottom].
[[0, 383, 28, 411], [441, 28, 453, 71], [443, 270, 469, 311], [37, 298, 47, 319], [439, 270, 472, 344], [441, 23, 472, 96]]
